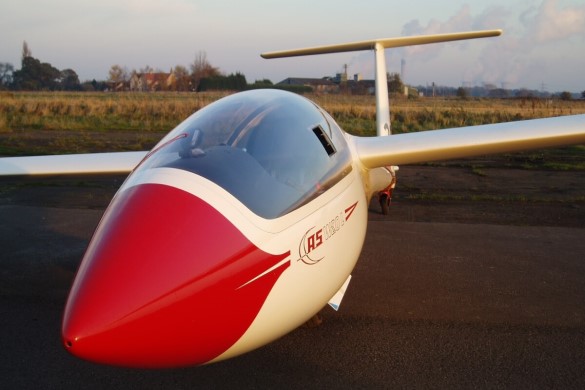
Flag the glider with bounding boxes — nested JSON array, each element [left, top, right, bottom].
[[1, 29, 584, 368]]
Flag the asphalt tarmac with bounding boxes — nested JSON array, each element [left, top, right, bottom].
[[1, 178, 585, 389]]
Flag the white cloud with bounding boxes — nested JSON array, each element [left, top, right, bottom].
[[472, 5, 510, 31], [401, 5, 474, 60], [397, 0, 584, 91], [523, 0, 585, 43]]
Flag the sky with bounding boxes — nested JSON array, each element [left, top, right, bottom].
[[1, 0, 584, 92]]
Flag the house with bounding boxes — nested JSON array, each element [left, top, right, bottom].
[[276, 77, 339, 93], [277, 75, 379, 96], [346, 78, 376, 95], [130, 72, 174, 92]]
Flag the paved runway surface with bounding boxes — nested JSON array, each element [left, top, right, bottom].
[[2, 185, 585, 388]]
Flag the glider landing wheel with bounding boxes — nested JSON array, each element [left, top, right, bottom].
[[379, 193, 390, 215]]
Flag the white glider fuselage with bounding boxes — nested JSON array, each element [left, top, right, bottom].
[[60, 90, 372, 367]]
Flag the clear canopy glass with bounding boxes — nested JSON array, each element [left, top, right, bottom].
[[137, 90, 352, 218]]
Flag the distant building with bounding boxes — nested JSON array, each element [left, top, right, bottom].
[[130, 72, 175, 92], [277, 76, 378, 95], [276, 77, 339, 93], [276, 57, 414, 96], [346, 79, 375, 95]]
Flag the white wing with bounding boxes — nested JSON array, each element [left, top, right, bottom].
[[354, 115, 585, 168], [0, 151, 147, 176]]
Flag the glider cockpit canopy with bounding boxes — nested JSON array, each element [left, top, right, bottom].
[[138, 90, 353, 218]]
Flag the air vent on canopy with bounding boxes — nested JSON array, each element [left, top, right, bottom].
[[312, 125, 336, 156]]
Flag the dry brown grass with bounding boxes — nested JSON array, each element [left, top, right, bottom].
[[309, 93, 585, 135], [2, 91, 584, 135], [0, 91, 230, 133], [1, 91, 584, 156]]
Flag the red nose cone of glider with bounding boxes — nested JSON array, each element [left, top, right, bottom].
[[62, 183, 289, 368]]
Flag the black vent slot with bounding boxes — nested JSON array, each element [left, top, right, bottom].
[[312, 125, 336, 156]]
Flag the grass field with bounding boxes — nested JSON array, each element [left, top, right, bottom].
[[1, 90, 584, 169]]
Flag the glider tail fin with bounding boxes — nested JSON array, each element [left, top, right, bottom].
[[262, 29, 503, 137]]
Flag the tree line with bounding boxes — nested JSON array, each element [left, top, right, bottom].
[[1, 42, 85, 91], [2, 42, 584, 98], [106, 51, 252, 92], [0, 43, 260, 92]]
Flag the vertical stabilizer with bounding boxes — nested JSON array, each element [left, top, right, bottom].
[[374, 43, 391, 136], [261, 29, 502, 138]]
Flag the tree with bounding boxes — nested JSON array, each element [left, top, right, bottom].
[[387, 72, 404, 94], [190, 51, 221, 91], [254, 79, 273, 86], [21, 41, 32, 65], [488, 88, 509, 98], [456, 86, 469, 99], [11, 56, 60, 90], [12, 57, 40, 90], [173, 65, 190, 91], [108, 64, 127, 82], [59, 68, 81, 91], [0, 62, 14, 89], [248, 79, 274, 90], [39, 61, 61, 90], [81, 79, 107, 92], [108, 64, 129, 90], [559, 91, 572, 101], [139, 65, 154, 74], [582, 90, 585, 99], [198, 72, 247, 92]]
